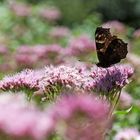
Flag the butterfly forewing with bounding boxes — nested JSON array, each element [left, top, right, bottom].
[[95, 27, 111, 52]]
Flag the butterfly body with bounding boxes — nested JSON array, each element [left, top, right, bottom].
[[95, 27, 128, 68]]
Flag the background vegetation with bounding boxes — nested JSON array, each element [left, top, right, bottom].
[[0, 0, 140, 139]]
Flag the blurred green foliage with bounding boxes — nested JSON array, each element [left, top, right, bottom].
[[51, 0, 100, 26], [97, 0, 140, 28], [24, 0, 140, 28], [0, 0, 102, 47], [1, 0, 140, 29], [132, 40, 140, 55], [126, 80, 140, 99], [115, 105, 140, 130], [0, 3, 51, 48]]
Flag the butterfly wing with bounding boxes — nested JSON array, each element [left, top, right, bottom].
[[95, 27, 128, 68], [95, 27, 112, 66], [95, 27, 111, 50], [97, 38, 128, 67]]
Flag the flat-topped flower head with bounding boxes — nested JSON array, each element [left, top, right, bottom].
[[90, 64, 134, 94], [0, 69, 45, 92], [39, 65, 86, 92], [0, 93, 54, 140], [0, 64, 134, 103], [51, 93, 111, 140]]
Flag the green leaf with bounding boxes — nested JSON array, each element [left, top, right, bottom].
[[113, 106, 133, 115]]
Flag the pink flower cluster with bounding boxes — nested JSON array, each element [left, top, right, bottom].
[[39, 7, 61, 22], [15, 44, 64, 68], [49, 26, 71, 39], [8, 2, 62, 22], [9, 2, 31, 17], [91, 64, 134, 93], [0, 44, 9, 55], [114, 128, 140, 140], [13, 35, 96, 69], [39, 64, 133, 96], [8, 2, 62, 24], [0, 64, 134, 98], [0, 45, 14, 72], [102, 20, 126, 34], [0, 93, 54, 140], [39, 65, 92, 93], [66, 35, 96, 56], [0, 69, 44, 91], [133, 28, 140, 38], [51, 94, 111, 140], [0, 93, 111, 140]]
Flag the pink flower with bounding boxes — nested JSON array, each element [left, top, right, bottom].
[[16, 54, 38, 68], [15, 46, 39, 68], [0, 93, 54, 140], [0, 64, 134, 101], [16, 45, 35, 54], [133, 28, 140, 38], [0, 64, 13, 72], [40, 7, 61, 21], [9, 2, 31, 17], [66, 35, 95, 56], [0, 45, 9, 55], [51, 93, 111, 140], [0, 69, 44, 91], [34, 44, 64, 65], [15, 44, 64, 68], [0, 92, 111, 140], [49, 26, 70, 39], [90, 64, 134, 93], [114, 128, 140, 140], [36, 44, 63, 59], [119, 90, 133, 109], [102, 20, 126, 34], [39, 65, 92, 93]]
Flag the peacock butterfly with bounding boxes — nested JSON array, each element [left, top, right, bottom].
[[95, 27, 128, 68]]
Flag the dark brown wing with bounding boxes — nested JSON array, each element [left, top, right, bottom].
[[97, 38, 128, 68], [95, 27, 112, 53]]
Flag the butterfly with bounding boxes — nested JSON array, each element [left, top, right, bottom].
[[95, 27, 128, 68]]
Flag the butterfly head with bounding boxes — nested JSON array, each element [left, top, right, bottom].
[[95, 27, 110, 44]]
